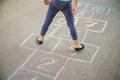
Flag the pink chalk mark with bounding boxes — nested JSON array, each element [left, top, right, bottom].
[[54, 58, 70, 80], [21, 50, 38, 68], [76, 10, 87, 16], [37, 66, 48, 71], [37, 57, 55, 71]]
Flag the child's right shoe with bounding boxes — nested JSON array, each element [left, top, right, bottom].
[[74, 44, 84, 51], [36, 37, 43, 44]]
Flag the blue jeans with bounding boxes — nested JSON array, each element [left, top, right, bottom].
[[40, 0, 78, 40]]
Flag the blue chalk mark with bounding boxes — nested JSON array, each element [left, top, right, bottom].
[[92, 6, 105, 14], [106, 7, 111, 15], [31, 76, 38, 80], [7, 65, 23, 80], [77, 2, 82, 8], [78, 1, 111, 15], [22, 68, 54, 79]]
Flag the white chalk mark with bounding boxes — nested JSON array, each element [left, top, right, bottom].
[[20, 33, 34, 47], [71, 52, 77, 57], [49, 26, 59, 36], [80, 29, 88, 43], [85, 21, 99, 28], [101, 21, 108, 33], [74, 16, 78, 26], [50, 38, 62, 53], [57, 18, 66, 24]]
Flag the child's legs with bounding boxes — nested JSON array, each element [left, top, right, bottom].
[[40, 2, 59, 37]]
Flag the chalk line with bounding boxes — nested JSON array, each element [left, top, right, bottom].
[[20, 33, 34, 47], [54, 58, 70, 80], [50, 38, 62, 53]]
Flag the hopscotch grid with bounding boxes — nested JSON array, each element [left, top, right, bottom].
[[54, 16, 108, 33], [9, 2, 111, 79], [21, 45, 98, 63], [55, 14, 109, 23], [20, 33, 100, 63]]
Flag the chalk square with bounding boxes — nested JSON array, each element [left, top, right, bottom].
[[23, 51, 67, 77], [51, 14, 107, 33], [50, 25, 86, 41], [75, 17, 107, 33], [20, 33, 59, 52], [52, 39, 99, 62], [11, 69, 53, 80]]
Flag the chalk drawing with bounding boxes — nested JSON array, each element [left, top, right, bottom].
[[74, 17, 108, 33], [77, 1, 111, 15], [8, 1, 111, 79], [37, 57, 55, 71], [92, 6, 106, 13], [20, 31, 100, 63]]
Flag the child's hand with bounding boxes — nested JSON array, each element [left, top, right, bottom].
[[71, 7, 77, 14], [43, 0, 49, 5]]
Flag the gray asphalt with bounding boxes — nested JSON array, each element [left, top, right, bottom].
[[0, 0, 120, 80]]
